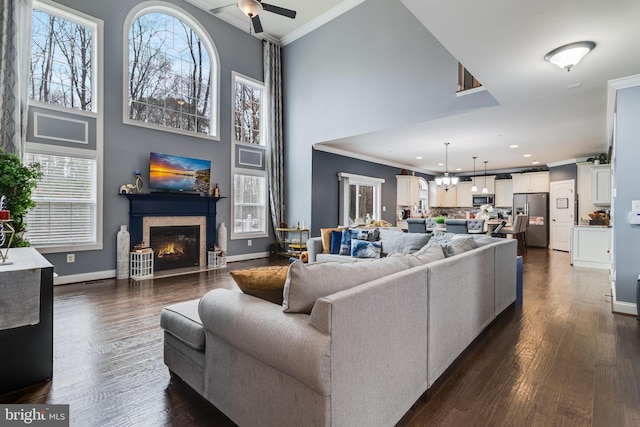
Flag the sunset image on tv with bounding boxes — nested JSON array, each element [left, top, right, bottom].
[[149, 152, 211, 193]]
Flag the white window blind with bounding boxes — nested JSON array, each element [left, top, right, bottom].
[[24, 152, 97, 247], [233, 174, 266, 235]]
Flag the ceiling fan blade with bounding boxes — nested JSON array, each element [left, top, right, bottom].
[[209, 3, 236, 14], [251, 15, 264, 33], [261, 3, 297, 19]]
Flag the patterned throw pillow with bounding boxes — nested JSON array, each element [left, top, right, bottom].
[[339, 229, 357, 255], [351, 239, 382, 258]]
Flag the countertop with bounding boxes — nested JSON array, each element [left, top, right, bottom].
[[573, 225, 612, 229]]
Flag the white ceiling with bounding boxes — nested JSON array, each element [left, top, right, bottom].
[[190, 0, 640, 174]]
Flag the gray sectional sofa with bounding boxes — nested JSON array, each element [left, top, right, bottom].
[[161, 235, 517, 427]]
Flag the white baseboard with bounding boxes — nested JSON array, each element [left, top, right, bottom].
[[54, 252, 272, 285], [54, 269, 115, 285], [611, 280, 638, 316], [226, 252, 270, 262]]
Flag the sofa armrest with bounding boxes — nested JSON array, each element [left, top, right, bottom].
[[306, 237, 324, 263], [198, 289, 331, 395]]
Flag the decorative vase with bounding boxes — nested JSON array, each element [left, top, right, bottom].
[[116, 225, 130, 279], [218, 222, 227, 254]]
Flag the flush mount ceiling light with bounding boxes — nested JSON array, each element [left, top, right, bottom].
[[544, 41, 596, 72], [435, 142, 458, 191], [471, 156, 478, 192]]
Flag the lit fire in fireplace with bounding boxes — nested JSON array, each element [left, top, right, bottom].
[[157, 242, 185, 259]]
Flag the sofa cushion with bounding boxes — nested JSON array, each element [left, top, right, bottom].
[[230, 265, 289, 305], [160, 299, 205, 351], [351, 239, 382, 258], [378, 228, 430, 255], [440, 237, 477, 257], [282, 254, 410, 313], [409, 242, 446, 265]]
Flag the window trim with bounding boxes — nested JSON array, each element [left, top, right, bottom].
[[32, 0, 100, 114], [231, 71, 265, 146], [230, 170, 269, 240], [337, 172, 385, 226], [27, 1, 103, 253], [121, 1, 220, 140]]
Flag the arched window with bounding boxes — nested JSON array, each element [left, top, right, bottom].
[[124, 3, 219, 138]]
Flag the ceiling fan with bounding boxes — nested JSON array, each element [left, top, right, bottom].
[[210, 0, 297, 34]]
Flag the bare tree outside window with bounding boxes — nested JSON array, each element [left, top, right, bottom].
[[128, 12, 212, 135], [234, 79, 262, 144], [30, 9, 93, 110]]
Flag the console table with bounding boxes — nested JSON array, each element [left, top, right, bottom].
[[0, 248, 54, 395]]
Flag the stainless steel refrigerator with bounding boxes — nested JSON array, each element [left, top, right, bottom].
[[513, 193, 549, 248]]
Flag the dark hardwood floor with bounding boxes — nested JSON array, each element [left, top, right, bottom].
[[1, 249, 639, 426]]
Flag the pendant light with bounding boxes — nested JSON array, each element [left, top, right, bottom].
[[482, 161, 489, 194], [435, 142, 459, 191], [471, 156, 478, 193]]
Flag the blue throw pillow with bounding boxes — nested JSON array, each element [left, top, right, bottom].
[[330, 230, 343, 254], [339, 229, 357, 255], [351, 239, 382, 258]]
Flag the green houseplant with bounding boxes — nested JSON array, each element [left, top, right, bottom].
[[0, 150, 42, 247]]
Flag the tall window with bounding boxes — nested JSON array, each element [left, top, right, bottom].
[[30, 6, 94, 111], [125, 5, 219, 138], [25, 1, 103, 253], [231, 72, 267, 239]]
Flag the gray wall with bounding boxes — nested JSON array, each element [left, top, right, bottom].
[[310, 149, 431, 236], [282, 0, 498, 231], [613, 85, 640, 304], [38, 0, 267, 278], [549, 163, 577, 183]]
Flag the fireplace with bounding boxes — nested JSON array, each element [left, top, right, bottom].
[[150, 225, 200, 271]]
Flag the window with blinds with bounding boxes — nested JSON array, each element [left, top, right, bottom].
[[232, 174, 266, 237], [24, 152, 97, 247]]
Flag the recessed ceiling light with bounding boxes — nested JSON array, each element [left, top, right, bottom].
[[416, 156, 423, 160], [509, 145, 519, 149], [523, 154, 532, 158], [437, 162, 444, 166], [455, 168, 462, 171], [532, 161, 540, 165]]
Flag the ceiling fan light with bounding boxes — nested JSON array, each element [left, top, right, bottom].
[[238, 0, 263, 17], [544, 41, 596, 71]]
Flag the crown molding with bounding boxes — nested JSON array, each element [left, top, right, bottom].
[[280, 0, 366, 46]]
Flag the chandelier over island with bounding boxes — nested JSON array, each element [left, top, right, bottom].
[[435, 142, 458, 191]]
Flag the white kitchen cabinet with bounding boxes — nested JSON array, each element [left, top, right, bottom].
[[494, 180, 513, 208], [570, 226, 611, 269], [512, 171, 550, 193], [456, 182, 473, 207], [396, 175, 420, 206], [428, 181, 457, 207], [590, 164, 611, 206]]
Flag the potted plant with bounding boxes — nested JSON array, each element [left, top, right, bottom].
[[435, 216, 446, 228], [0, 150, 42, 247], [587, 153, 608, 165]]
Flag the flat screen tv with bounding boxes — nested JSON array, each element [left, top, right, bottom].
[[149, 152, 211, 194]]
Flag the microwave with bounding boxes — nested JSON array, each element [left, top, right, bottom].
[[472, 195, 494, 206]]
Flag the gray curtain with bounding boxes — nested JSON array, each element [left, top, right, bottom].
[[264, 40, 285, 232], [0, 0, 32, 157]]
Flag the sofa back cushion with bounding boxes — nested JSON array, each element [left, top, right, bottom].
[[440, 236, 477, 257], [282, 254, 410, 314], [378, 228, 430, 255]]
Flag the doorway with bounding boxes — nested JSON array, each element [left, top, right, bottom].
[[549, 180, 575, 252]]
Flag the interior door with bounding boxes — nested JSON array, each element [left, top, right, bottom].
[[550, 180, 575, 252]]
